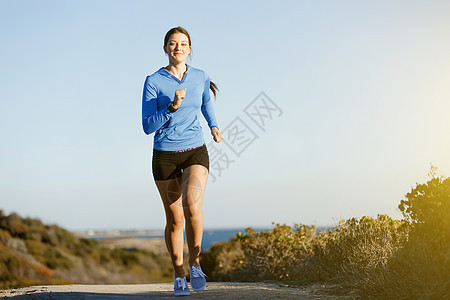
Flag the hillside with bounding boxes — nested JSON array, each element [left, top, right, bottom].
[[0, 210, 173, 289]]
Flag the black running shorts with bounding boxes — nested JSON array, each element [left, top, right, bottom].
[[152, 143, 209, 181]]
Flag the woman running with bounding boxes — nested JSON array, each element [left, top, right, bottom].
[[141, 26, 224, 296]]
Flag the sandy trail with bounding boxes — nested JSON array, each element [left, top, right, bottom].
[[0, 282, 343, 299]]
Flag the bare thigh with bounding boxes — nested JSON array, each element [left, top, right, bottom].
[[154, 164, 208, 218], [181, 164, 209, 208], [154, 176, 184, 221]]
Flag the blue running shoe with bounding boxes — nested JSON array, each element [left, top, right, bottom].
[[174, 277, 190, 296], [189, 265, 207, 292]]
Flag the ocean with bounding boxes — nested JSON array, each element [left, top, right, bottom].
[[201, 228, 268, 249], [79, 228, 269, 250]]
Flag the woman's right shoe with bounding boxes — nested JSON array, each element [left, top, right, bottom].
[[174, 277, 190, 296]]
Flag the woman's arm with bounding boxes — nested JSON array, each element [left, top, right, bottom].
[[142, 77, 174, 135]]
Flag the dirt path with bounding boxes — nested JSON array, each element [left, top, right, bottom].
[[0, 282, 347, 299]]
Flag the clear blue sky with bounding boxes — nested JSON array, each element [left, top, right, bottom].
[[1, 0, 449, 231]]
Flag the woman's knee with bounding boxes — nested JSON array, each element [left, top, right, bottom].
[[166, 213, 184, 231], [184, 205, 203, 221]]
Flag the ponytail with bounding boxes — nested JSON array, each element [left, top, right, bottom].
[[210, 80, 219, 100]]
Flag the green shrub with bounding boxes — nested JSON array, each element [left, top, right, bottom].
[[235, 224, 316, 281], [202, 165, 449, 299], [376, 169, 450, 299], [111, 248, 140, 269], [309, 215, 408, 284], [201, 235, 243, 281], [0, 229, 12, 244], [43, 248, 73, 270], [0, 213, 30, 239]]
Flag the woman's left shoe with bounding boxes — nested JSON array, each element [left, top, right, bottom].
[[189, 265, 207, 292]]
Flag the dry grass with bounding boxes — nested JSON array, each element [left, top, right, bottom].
[[202, 170, 450, 299]]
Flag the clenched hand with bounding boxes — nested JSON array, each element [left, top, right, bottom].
[[172, 88, 186, 109], [211, 127, 223, 143]]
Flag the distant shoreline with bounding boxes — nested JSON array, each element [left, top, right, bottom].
[[75, 228, 271, 250], [74, 227, 330, 250]]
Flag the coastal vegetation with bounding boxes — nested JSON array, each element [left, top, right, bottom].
[[0, 211, 173, 289], [1, 165, 448, 299], [201, 166, 449, 299]]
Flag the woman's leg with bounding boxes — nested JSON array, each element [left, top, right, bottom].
[[154, 176, 185, 277], [181, 164, 209, 267]]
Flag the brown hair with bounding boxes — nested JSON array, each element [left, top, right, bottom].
[[164, 26, 219, 100]]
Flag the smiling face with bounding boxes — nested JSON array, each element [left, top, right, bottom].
[[163, 32, 191, 64]]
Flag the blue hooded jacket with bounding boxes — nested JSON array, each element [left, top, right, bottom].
[[142, 64, 219, 151]]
